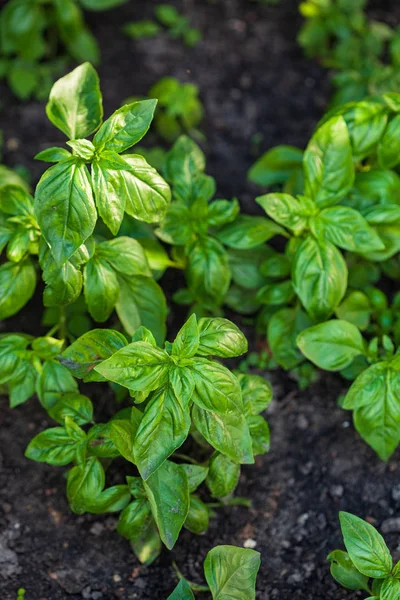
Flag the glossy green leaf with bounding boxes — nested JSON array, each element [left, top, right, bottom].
[[35, 158, 96, 265], [297, 320, 365, 371], [312, 205, 385, 253], [339, 512, 392, 578], [117, 499, 153, 540], [196, 317, 248, 358], [184, 495, 209, 534], [327, 550, 370, 591], [93, 100, 157, 153], [167, 579, 195, 600], [36, 360, 78, 410], [84, 256, 119, 322], [216, 215, 285, 249], [48, 393, 93, 426], [61, 329, 128, 379], [293, 236, 347, 321], [133, 386, 191, 479], [116, 275, 167, 346], [204, 545, 261, 600], [237, 374, 272, 416], [304, 116, 354, 208], [94, 341, 170, 392], [143, 460, 190, 549], [0, 258, 36, 320], [343, 363, 400, 460], [206, 452, 240, 498], [248, 145, 303, 186], [172, 314, 199, 358], [256, 193, 313, 235], [186, 238, 230, 306], [378, 114, 400, 169], [25, 425, 86, 466], [46, 62, 103, 139], [67, 457, 104, 514]]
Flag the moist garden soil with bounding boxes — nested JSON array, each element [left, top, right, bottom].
[[1, 1, 400, 599]]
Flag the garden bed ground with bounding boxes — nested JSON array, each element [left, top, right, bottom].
[[1, 1, 400, 599]]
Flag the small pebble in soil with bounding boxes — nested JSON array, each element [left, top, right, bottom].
[[113, 574, 122, 583], [243, 538, 257, 548], [330, 484, 344, 498]]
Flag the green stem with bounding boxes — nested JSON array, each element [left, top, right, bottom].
[[207, 496, 252, 509], [45, 323, 60, 338], [173, 453, 202, 465], [172, 561, 210, 593]]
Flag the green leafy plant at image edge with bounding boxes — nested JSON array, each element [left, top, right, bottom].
[[0, 0, 130, 100], [328, 512, 400, 600]]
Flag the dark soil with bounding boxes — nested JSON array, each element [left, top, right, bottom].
[[1, 1, 400, 599]]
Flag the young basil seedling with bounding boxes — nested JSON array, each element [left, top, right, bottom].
[[328, 512, 400, 599]]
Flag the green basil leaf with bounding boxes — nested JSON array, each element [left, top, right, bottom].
[[35, 158, 96, 265], [35, 147, 72, 163], [48, 393, 93, 425], [247, 414, 270, 455], [293, 236, 347, 321], [268, 307, 311, 370], [130, 519, 162, 565], [85, 485, 131, 514], [312, 206, 385, 253], [155, 202, 193, 245], [36, 360, 78, 410], [297, 320, 365, 371], [256, 193, 313, 235], [204, 545, 260, 600], [304, 116, 354, 208], [172, 314, 199, 358], [196, 317, 248, 358], [186, 238, 230, 306], [184, 494, 209, 534], [132, 326, 157, 346], [237, 373, 272, 416], [116, 275, 167, 346], [192, 404, 253, 464], [93, 100, 157, 153], [190, 359, 242, 412], [167, 579, 195, 600], [61, 329, 128, 379], [335, 291, 371, 331], [67, 457, 104, 514], [25, 426, 85, 466], [9, 361, 37, 408], [84, 256, 119, 322], [380, 577, 400, 600], [361, 205, 400, 261], [133, 386, 191, 479], [323, 101, 388, 160], [256, 280, 295, 305], [46, 62, 103, 139], [94, 341, 170, 392], [143, 460, 190, 549], [208, 199, 240, 227], [91, 153, 126, 234], [228, 246, 271, 290], [327, 550, 370, 591], [109, 419, 138, 464], [339, 512, 392, 578], [0, 258, 36, 319], [344, 363, 400, 460], [180, 464, 209, 493], [215, 215, 285, 249], [117, 499, 153, 540], [0, 184, 34, 216], [248, 145, 303, 186], [97, 236, 151, 277], [206, 452, 240, 498], [378, 114, 400, 169]]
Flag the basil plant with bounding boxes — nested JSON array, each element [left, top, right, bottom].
[[328, 512, 400, 599], [25, 316, 272, 563]]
